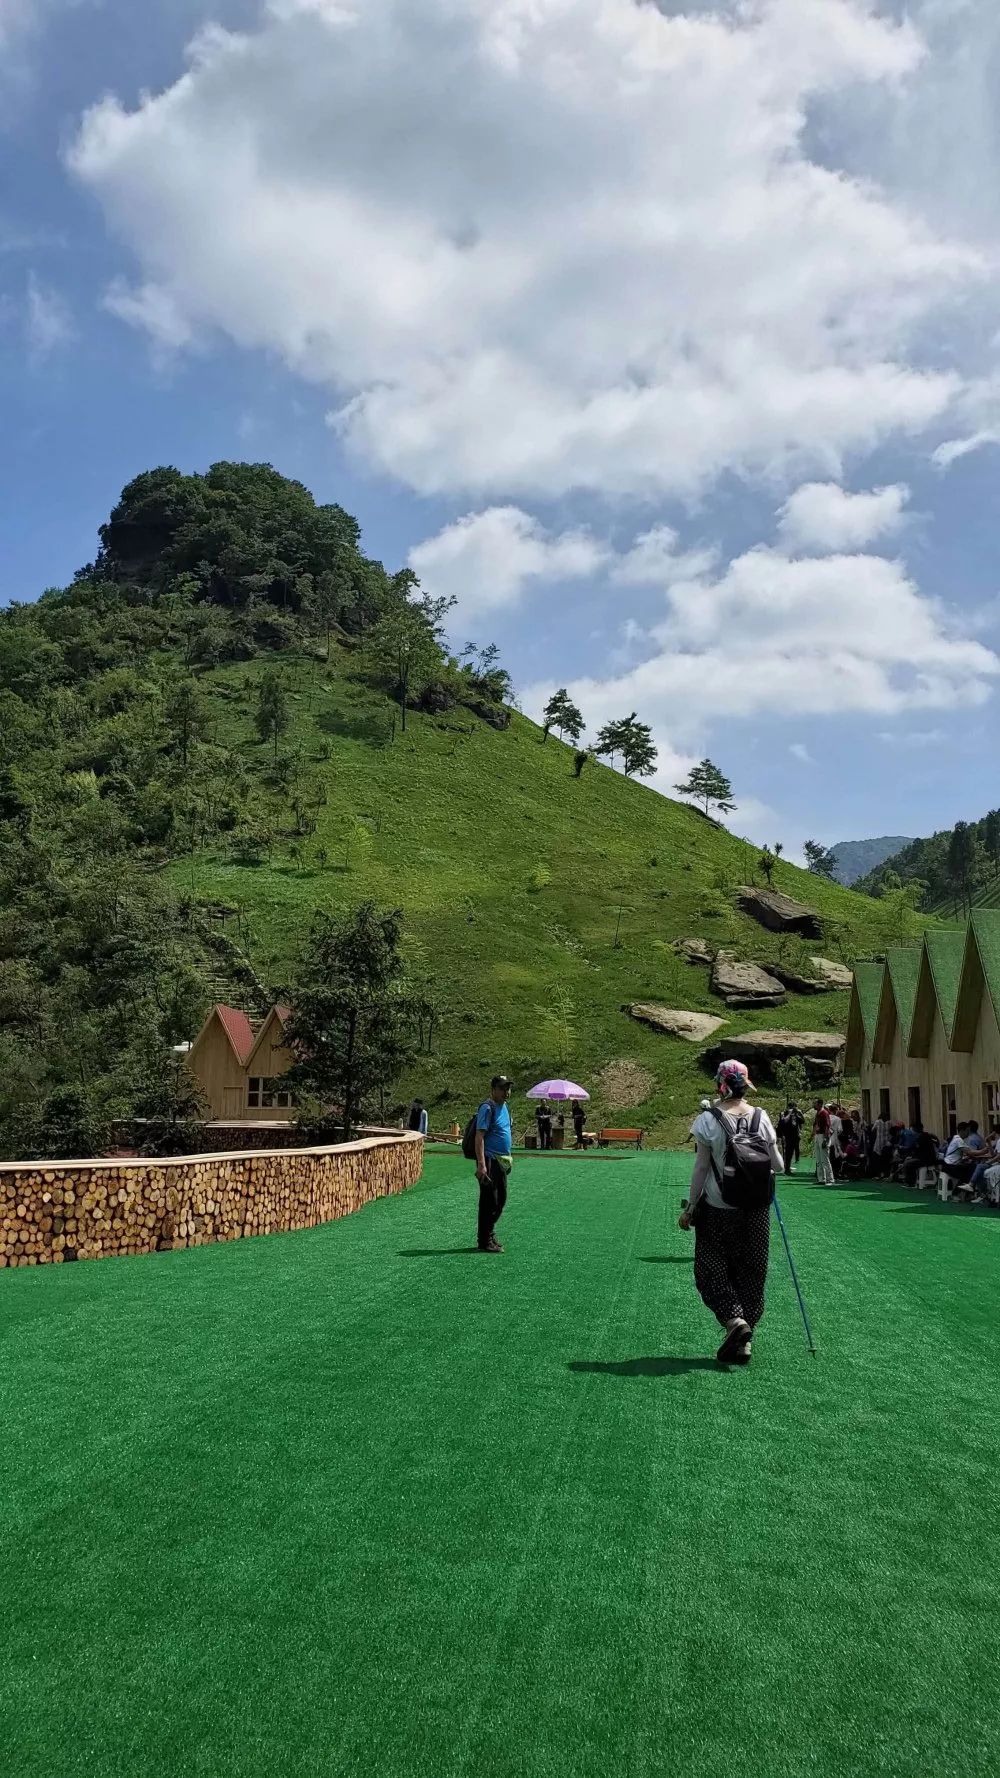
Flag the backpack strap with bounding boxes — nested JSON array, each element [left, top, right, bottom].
[[749, 1108, 762, 1135], [707, 1103, 733, 1188]]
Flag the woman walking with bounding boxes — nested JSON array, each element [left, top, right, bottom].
[[679, 1060, 783, 1366]]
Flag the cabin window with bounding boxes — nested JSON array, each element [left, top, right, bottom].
[[248, 1076, 292, 1110], [982, 1082, 1000, 1130], [861, 1090, 872, 1124], [907, 1086, 921, 1127], [940, 1084, 957, 1139], [878, 1089, 891, 1120]]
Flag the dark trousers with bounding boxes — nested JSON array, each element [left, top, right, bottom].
[[538, 1120, 552, 1150], [694, 1203, 770, 1329], [781, 1137, 797, 1175], [478, 1158, 508, 1248]]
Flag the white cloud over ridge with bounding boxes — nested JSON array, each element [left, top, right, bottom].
[[777, 481, 909, 552], [408, 506, 607, 619], [70, 0, 977, 501]]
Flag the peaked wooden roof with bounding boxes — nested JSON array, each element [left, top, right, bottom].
[[953, 910, 1000, 1052], [908, 929, 966, 1058], [213, 1005, 257, 1065], [845, 961, 884, 1071]]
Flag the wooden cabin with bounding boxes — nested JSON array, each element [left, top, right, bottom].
[[188, 1003, 296, 1122], [848, 912, 1000, 1134]]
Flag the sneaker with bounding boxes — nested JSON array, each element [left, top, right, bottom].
[[479, 1239, 504, 1254], [716, 1320, 752, 1364]]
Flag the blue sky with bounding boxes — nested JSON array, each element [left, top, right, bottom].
[[4, 0, 1000, 856]]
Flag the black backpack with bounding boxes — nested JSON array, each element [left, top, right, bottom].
[[708, 1106, 775, 1209], [462, 1100, 495, 1161]]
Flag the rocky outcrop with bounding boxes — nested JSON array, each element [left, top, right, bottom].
[[672, 937, 714, 966], [808, 956, 854, 990], [737, 887, 822, 939], [625, 1004, 727, 1042], [702, 1029, 845, 1084], [768, 962, 825, 995], [711, 952, 786, 1008]]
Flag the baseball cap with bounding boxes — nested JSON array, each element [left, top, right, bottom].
[[716, 1059, 755, 1095], [491, 1074, 513, 1090]]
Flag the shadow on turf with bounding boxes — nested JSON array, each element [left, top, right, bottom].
[[398, 1247, 482, 1257], [569, 1357, 719, 1378], [637, 1255, 691, 1265]]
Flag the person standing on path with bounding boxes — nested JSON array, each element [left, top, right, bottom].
[[572, 1101, 586, 1148], [813, 1099, 835, 1185], [679, 1060, 784, 1366], [535, 1099, 553, 1150], [475, 1075, 513, 1253], [776, 1102, 803, 1176]]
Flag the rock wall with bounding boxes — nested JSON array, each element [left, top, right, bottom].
[[0, 1134, 422, 1269]]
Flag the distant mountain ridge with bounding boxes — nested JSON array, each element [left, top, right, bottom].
[[831, 836, 918, 887]]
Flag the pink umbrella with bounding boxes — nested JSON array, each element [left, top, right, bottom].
[[527, 1079, 590, 1100]]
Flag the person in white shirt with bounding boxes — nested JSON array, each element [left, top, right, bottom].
[[941, 1123, 974, 1187], [679, 1059, 784, 1366]]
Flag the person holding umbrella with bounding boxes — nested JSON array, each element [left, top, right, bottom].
[[527, 1079, 590, 1149]]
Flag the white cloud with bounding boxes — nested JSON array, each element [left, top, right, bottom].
[[408, 506, 607, 620], [25, 273, 73, 358], [789, 742, 814, 765], [610, 525, 718, 587], [777, 481, 909, 552], [524, 544, 999, 764], [70, 0, 975, 502], [104, 278, 194, 353], [932, 429, 1000, 470], [876, 728, 946, 749]]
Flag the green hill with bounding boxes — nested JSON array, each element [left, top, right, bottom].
[[859, 813, 1000, 917], [0, 463, 917, 1155]]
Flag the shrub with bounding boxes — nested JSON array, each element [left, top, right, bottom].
[[527, 864, 551, 894]]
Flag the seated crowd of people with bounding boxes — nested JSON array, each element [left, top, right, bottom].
[[781, 1097, 1000, 1202]]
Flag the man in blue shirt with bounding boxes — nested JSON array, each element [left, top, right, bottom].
[[474, 1074, 513, 1253]]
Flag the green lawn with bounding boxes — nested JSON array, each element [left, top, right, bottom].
[[3, 1152, 999, 1778]]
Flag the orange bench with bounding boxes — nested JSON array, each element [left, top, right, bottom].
[[597, 1127, 644, 1151]]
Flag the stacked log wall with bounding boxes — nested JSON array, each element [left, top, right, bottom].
[[0, 1135, 422, 1269]]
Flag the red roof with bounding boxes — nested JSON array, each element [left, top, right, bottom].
[[275, 1004, 292, 1024], [215, 1005, 256, 1065]]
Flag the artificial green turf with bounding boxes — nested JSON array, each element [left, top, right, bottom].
[[4, 1152, 1000, 1778]]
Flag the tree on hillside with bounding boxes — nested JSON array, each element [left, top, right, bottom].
[[947, 821, 981, 915], [255, 668, 289, 762], [164, 674, 209, 772], [984, 809, 1000, 879], [675, 758, 736, 819], [366, 590, 447, 733], [804, 839, 837, 879], [284, 902, 413, 1141], [619, 715, 658, 779], [759, 848, 777, 886], [542, 688, 583, 743], [594, 717, 628, 768]]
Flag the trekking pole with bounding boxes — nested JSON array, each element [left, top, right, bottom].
[[772, 1194, 817, 1357]]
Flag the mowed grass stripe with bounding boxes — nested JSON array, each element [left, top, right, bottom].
[[2, 1152, 999, 1777]]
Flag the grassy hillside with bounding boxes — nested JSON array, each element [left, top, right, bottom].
[[0, 462, 920, 1155], [180, 651, 918, 1143]]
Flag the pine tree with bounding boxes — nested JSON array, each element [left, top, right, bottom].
[[284, 902, 413, 1141], [542, 688, 583, 743], [804, 839, 838, 879], [947, 822, 979, 915], [255, 669, 289, 763], [618, 714, 658, 779], [983, 809, 1000, 879], [675, 758, 736, 818]]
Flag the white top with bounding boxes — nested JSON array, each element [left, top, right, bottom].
[[689, 1101, 783, 1211], [944, 1133, 968, 1166]]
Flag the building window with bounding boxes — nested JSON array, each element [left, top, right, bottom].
[[907, 1086, 921, 1127], [248, 1076, 292, 1111], [983, 1082, 1000, 1130], [941, 1084, 958, 1139], [879, 1089, 891, 1120], [861, 1089, 872, 1124]]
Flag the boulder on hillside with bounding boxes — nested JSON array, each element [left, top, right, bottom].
[[711, 952, 786, 1009], [625, 1005, 727, 1043], [702, 1028, 846, 1084], [768, 962, 825, 995], [737, 886, 822, 939], [672, 937, 714, 966], [808, 956, 854, 991]]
